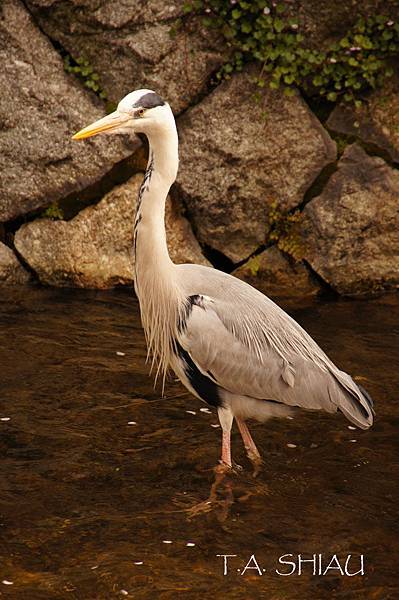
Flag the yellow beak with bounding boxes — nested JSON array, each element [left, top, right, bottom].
[[72, 111, 129, 140]]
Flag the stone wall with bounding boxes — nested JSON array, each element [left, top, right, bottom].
[[1, 0, 398, 301]]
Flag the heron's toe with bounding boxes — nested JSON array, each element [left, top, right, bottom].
[[248, 452, 263, 478]]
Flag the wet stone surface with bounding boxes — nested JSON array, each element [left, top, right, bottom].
[[0, 288, 398, 599]]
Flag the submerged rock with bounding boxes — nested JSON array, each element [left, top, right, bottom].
[[302, 144, 399, 296], [176, 69, 336, 263], [14, 175, 209, 288], [233, 246, 320, 305], [0, 0, 137, 223], [25, 0, 228, 114], [0, 242, 30, 285], [327, 70, 399, 164]]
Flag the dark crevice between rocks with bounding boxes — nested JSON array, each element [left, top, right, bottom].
[[1, 222, 40, 283], [0, 223, 6, 246], [175, 64, 225, 121], [298, 131, 398, 212], [330, 130, 399, 168], [201, 245, 236, 273], [203, 238, 277, 274], [299, 160, 339, 209], [203, 237, 340, 304], [61, 149, 145, 219], [2, 149, 146, 244], [302, 260, 340, 302], [233, 242, 272, 269], [328, 130, 355, 158], [300, 93, 336, 124], [12, 246, 41, 283]]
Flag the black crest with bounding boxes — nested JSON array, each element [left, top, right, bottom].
[[133, 92, 165, 109]]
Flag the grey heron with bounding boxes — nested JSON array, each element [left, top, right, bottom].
[[73, 89, 374, 473]]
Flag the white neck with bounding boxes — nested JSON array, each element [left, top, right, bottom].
[[134, 124, 178, 286], [133, 119, 184, 383]]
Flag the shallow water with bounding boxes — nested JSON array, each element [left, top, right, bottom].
[[0, 287, 398, 599]]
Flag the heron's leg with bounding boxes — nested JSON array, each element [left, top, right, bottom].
[[235, 417, 263, 476], [183, 407, 234, 519], [217, 407, 233, 468]]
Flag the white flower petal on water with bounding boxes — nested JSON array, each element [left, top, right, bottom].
[[2, 581, 13, 585], [348, 426, 356, 430], [186, 542, 195, 547], [200, 408, 211, 413], [287, 443, 297, 448], [162, 540, 173, 544], [349, 439, 357, 443], [116, 351, 126, 356], [0, 417, 11, 422], [127, 421, 137, 425], [185, 410, 196, 415], [134, 561, 143, 565], [211, 423, 220, 428]]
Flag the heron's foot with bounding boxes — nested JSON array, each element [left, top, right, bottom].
[[247, 451, 263, 478], [217, 460, 243, 474], [186, 463, 234, 520]]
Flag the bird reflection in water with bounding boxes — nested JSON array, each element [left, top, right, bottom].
[[172, 464, 269, 522]]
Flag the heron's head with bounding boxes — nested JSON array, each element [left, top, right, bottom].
[[72, 89, 173, 141]]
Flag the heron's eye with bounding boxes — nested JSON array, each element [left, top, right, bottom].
[[137, 108, 145, 118]]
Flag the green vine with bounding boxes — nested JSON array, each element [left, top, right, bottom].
[[40, 202, 64, 220], [184, 1, 398, 104], [268, 201, 303, 259], [63, 55, 116, 112], [64, 55, 107, 99], [247, 255, 261, 276]]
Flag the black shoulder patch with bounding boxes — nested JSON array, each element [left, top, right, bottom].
[[357, 384, 375, 411], [177, 295, 206, 334], [133, 92, 165, 109], [176, 342, 221, 407]]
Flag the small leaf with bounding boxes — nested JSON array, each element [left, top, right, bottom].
[[283, 73, 295, 84], [241, 21, 252, 33]]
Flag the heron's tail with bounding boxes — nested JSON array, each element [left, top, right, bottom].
[[331, 370, 375, 430]]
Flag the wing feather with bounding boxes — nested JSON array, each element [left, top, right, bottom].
[[176, 264, 374, 427]]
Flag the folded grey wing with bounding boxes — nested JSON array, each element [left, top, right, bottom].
[[178, 297, 374, 428]]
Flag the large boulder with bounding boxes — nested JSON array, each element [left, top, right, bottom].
[[302, 144, 399, 296], [25, 0, 228, 114], [0, 0, 138, 223], [327, 70, 399, 164], [14, 175, 209, 288], [233, 246, 320, 305], [0, 242, 31, 285], [175, 69, 336, 263]]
